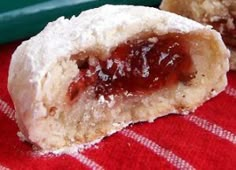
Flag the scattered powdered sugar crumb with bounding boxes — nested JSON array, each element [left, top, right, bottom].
[[97, 95, 115, 107], [148, 37, 158, 43], [17, 131, 27, 142], [34, 137, 104, 156]]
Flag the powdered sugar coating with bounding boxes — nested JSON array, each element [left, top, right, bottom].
[[8, 5, 205, 119]]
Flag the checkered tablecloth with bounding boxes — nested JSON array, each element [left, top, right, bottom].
[[0, 42, 235, 170]]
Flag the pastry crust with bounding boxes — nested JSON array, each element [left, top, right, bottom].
[[160, 0, 236, 70], [8, 5, 229, 152]]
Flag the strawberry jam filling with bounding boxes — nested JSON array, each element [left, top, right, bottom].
[[67, 33, 195, 101]]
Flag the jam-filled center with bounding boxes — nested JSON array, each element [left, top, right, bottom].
[[67, 33, 195, 101]]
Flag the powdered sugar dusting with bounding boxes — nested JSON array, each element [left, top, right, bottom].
[[8, 4, 206, 121], [10, 5, 204, 89]]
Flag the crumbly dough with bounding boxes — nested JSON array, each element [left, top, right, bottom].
[[8, 5, 229, 152], [160, 0, 236, 70]]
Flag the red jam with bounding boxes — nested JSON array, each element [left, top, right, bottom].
[[67, 33, 195, 101]]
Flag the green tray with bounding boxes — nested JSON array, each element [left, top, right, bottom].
[[0, 0, 162, 44]]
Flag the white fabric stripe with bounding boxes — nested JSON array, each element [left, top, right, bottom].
[[71, 153, 104, 170], [184, 115, 236, 144], [121, 129, 195, 170], [0, 98, 15, 120], [0, 164, 10, 170], [225, 86, 236, 98]]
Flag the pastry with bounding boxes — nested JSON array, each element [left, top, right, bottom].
[[160, 0, 236, 70], [8, 5, 229, 152]]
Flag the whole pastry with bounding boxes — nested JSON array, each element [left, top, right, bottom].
[[8, 5, 229, 152], [160, 0, 236, 70]]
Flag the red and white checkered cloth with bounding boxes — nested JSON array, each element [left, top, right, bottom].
[[0, 42, 235, 170]]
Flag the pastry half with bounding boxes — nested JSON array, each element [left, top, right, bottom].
[[8, 5, 229, 152], [160, 0, 236, 70]]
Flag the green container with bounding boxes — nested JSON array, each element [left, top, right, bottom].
[[0, 0, 162, 44]]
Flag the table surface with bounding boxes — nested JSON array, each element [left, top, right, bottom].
[[0, 42, 235, 170]]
